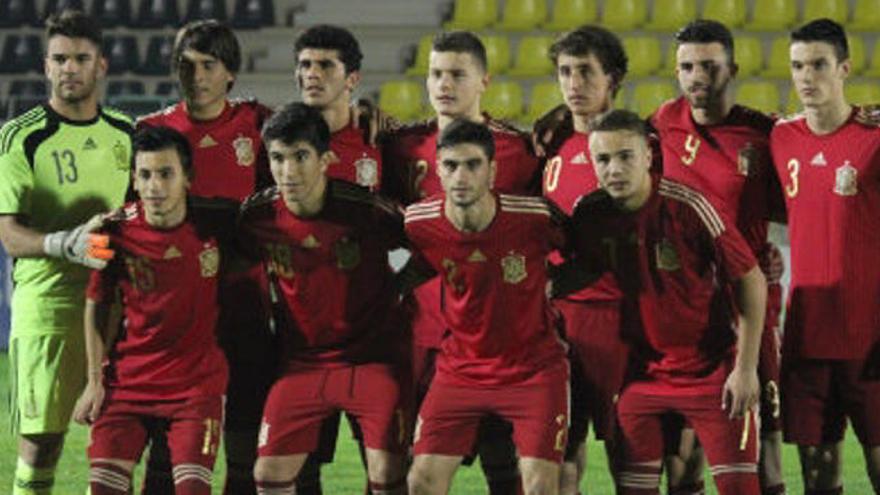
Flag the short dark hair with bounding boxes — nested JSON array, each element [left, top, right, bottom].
[[133, 126, 194, 179], [675, 20, 735, 64], [436, 118, 495, 161], [294, 25, 363, 74], [432, 31, 487, 73], [548, 25, 628, 94], [45, 9, 102, 51], [172, 20, 242, 89], [791, 18, 849, 62], [261, 102, 331, 154], [591, 109, 648, 139]]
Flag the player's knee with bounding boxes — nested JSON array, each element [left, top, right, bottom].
[[521, 471, 559, 495], [559, 461, 580, 495], [407, 464, 440, 495], [365, 452, 405, 484], [19, 433, 65, 467], [254, 456, 302, 483], [799, 445, 841, 490]]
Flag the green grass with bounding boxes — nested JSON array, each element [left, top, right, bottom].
[[0, 352, 873, 494]]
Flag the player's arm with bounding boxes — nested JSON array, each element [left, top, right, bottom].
[[73, 294, 120, 425], [531, 103, 573, 158], [0, 214, 114, 268], [395, 252, 436, 295], [723, 265, 766, 419]]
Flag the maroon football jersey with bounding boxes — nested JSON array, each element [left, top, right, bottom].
[[571, 177, 757, 389], [238, 180, 406, 366], [87, 202, 228, 401], [327, 122, 383, 192], [771, 109, 880, 359], [404, 194, 568, 386]]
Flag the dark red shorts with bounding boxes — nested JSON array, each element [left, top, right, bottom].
[[758, 282, 782, 435], [258, 364, 409, 456]]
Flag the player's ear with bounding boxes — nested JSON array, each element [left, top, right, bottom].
[[839, 58, 852, 79], [489, 158, 497, 186], [345, 70, 361, 92], [320, 150, 336, 173]]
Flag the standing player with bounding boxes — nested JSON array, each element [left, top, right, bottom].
[[650, 20, 786, 495], [563, 110, 765, 495], [242, 103, 409, 495], [0, 10, 132, 494], [540, 26, 629, 495], [137, 19, 274, 495], [772, 19, 880, 494], [405, 119, 569, 495], [73, 125, 229, 495]]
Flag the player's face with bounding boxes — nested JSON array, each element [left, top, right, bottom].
[[296, 48, 358, 109], [437, 143, 496, 207], [44, 35, 106, 104], [427, 51, 488, 118], [268, 140, 331, 207], [676, 42, 734, 110], [134, 148, 190, 225], [178, 49, 234, 113], [790, 41, 850, 109], [589, 130, 652, 209], [557, 52, 615, 116]]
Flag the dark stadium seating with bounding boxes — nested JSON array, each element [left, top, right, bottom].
[[0, 0, 39, 28], [136, 0, 180, 28], [9, 79, 47, 97], [138, 36, 175, 75], [185, 0, 227, 23], [0, 35, 43, 74], [107, 80, 146, 97], [44, 0, 87, 19], [103, 35, 140, 75], [92, 0, 133, 28], [155, 80, 178, 97], [231, 0, 275, 29]]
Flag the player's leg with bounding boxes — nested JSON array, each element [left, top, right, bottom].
[[294, 413, 342, 495], [559, 441, 584, 495], [615, 385, 665, 495], [165, 395, 224, 495], [519, 457, 561, 495], [839, 358, 880, 494], [141, 433, 174, 494], [665, 425, 706, 495], [86, 400, 149, 495], [559, 345, 589, 495], [476, 417, 522, 495], [409, 454, 465, 495], [758, 281, 785, 495]]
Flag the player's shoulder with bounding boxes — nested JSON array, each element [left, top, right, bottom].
[[500, 194, 567, 228], [571, 188, 615, 219], [100, 106, 134, 127], [487, 115, 529, 140], [772, 111, 806, 128], [0, 105, 49, 154], [731, 104, 775, 133], [657, 178, 726, 237], [328, 179, 400, 215], [228, 97, 272, 116], [392, 118, 437, 138], [853, 104, 880, 129], [404, 195, 444, 225], [241, 186, 280, 215], [136, 101, 182, 127], [650, 96, 686, 126]]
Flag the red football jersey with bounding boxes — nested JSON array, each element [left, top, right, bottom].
[[138, 99, 273, 201], [571, 177, 757, 390], [652, 97, 779, 253], [404, 194, 568, 386], [238, 180, 406, 366], [86, 202, 229, 401], [771, 109, 880, 359], [327, 122, 383, 192]]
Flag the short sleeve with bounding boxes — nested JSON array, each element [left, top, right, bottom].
[[86, 258, 122, 302], [0, 133, 33, 216], [706, 209, 758, 280]]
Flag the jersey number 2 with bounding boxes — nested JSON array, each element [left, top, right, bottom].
[[51, 150, 78, 185]]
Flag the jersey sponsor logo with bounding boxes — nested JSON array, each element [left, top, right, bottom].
[[113, 141, 129, 171], [163, 245, 182, 259], [334, 236, 361, 270], [655, 238, 681, 271], [199, 245, 220, 278], [571, 151, 589, 165], [301, 235, 321, 249], [737, 143, 757, 176], [199, 134, 218, 148], [501, 251, 527, 284], [258, 420, 270, 448], [355, 156, 379, 187], [233, 135, 255, 167], [810, 151, 827, 166], [467, 249, 487, 263], [833, 161, 858, 196], [83, 137, 98, 151]]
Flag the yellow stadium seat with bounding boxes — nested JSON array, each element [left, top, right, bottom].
[[848, 35, 866, 75], [508, 36, 554, 77], [524, 81, 564, 124], [496, 0, 546, 31], [543, 0, 597, 31], [802, 0, 848, 24], [785, 85, 801, 114], [762, 37, 791, 79], [845, 82, 880, 105], [481, 35, 512, 75], [623, 37, 663, 77], [702, 0, 747, 27], [631, 81, 677, 118], [444, 0, 497, 30], [849, 0, 880, 31], [665, 43, 677, 73], [645, 0, 697, 32], [602, 0, 647, 31], [614, 85, 628, 109], [405, 35, 433, 76], [379, 80, 424, 122], [735, 81, 781, 114], [735, 37, 764, 77], [744, 0, 796, 31], [867, 40, 880, 77], [482, 81, 524, 120]]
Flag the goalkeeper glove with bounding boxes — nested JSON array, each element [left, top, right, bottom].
[[43, 216, 114, 269]]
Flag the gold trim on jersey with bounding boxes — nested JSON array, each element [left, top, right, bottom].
[[658, 179, 725, 238], [404, 200, 443, 223], [499, 195, 551, 216]]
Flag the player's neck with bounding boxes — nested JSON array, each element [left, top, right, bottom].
[[186, 98, 227, 121], [284, 178, 328, 218], [320, 98, 352, 133], [804, 98, 852, 136], [445, 194, 496, 233], [619, 178, 652, 212], [572, 104, 612, 133], [48, 94, 99, 121], [690, 96, 734, 126], [437, 107, 484, 131], [144, 204, 187, 230]]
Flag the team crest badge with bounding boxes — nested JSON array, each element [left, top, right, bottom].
[[834, 161, 858, 196], [655, 238, 681, 271], [335, 237, 361, 270], [233, 135, 255, 167], [355, 156, 379, 187], [737, 142, 757, 176], [113, 141, 129, 171], [198, 245, 220, 277], [501, 251, 527, 284]]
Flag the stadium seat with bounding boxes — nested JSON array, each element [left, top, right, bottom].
[[645, 0, 697, 32], [45, 0, 86, 19], [734, 37, 764, 77], [0, 0, 39, 28], [665, 44, 677, 73], [846, 35, 866, 75], [109, 96, 169, 119], [845, 82, 880, 105], [107, 80, 146, 97], [761, 37, 791, 79], [866, 40, 880, 77], [406, 35, 433, 76], [92, 0, 132, 28], [784, 85, 801, 114], [735, 81, 781, 114], [630, 81, 676, 118], [0, 36, 42, 74], [543, 0, 597, 31], [602, 0, 647, 30], [744, 0, 796, 31], [10, 79, 47, 97], [802, 0, 847, 24], [524, 81, 563, 125], [185, 0, 227, 22], [231, 0, 275, 28], [444, 0, 497, 30], [508, 36, 554, 77], [701, 0, 746, 27], [379, 80, 424, 122], [136, 0, 180, 28], [138, 36, 175, 75], [103, 36, 140, 75], [623, 37, 663, 77], [482, 35, 511, 75], [7, 96, 45, 118], [496, 0, 546, 31], [155, 80, 178, 96], [614, 85, 628, 109], [482, 81, 524, 121], [849, 0, 880, 32]]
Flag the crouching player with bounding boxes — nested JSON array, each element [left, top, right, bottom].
[[73, 125, 230, 495]]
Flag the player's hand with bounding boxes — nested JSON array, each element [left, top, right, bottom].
[[531, 103, 572, 157], [722, 366, 759, 419], [73, 381, 105, 425], [758, 242, 785, 285], [44, 214, 116, 269], [351, 99, 400, 146]]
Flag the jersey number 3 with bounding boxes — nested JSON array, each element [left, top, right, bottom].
[[51, 149, 78, 185], [785, 158, 799, 198]]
